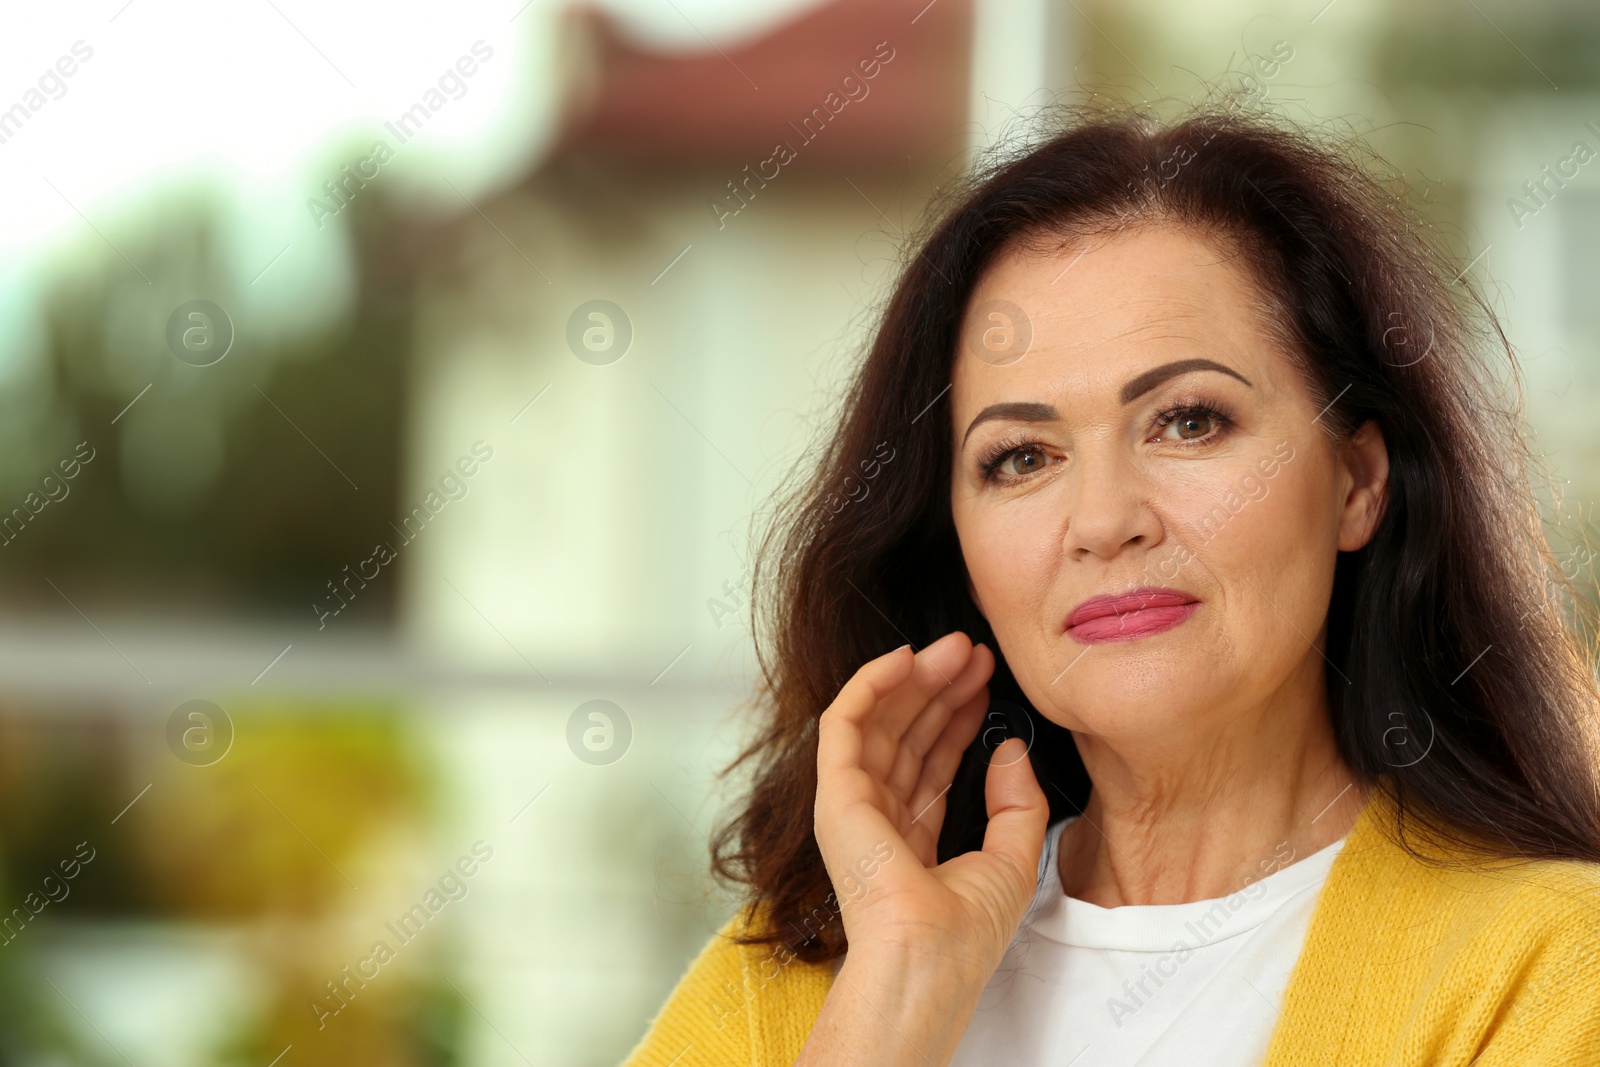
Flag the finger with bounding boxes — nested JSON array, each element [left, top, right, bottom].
[[814, 646, 934, 884], [900, 690, 988, 860], [978, 737, 1050, 905], [853, 633, 980, 784], [907, 688, 988, 815], [815, 643, 917, 781], [885, 644, 994, 800], [867, 632, 979, 750], [897, 643, 992, 763], [815, 637, 982, 878], [815, 784, 918, 900]]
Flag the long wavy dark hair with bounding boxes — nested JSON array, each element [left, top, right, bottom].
[[708, 100, 1600, 964]]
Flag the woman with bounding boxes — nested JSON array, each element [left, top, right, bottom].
[[621, 104, 1600, 1065]]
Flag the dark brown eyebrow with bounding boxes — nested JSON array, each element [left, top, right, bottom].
[[960, 360, 1252, 449], [1120, 359, 1252, 404], [961, 401, 1058, 449]]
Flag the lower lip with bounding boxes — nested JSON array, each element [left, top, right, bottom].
[[1066, 603, 1198, 644]]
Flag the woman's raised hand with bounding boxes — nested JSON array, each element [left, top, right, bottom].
[[799, 631, 1050, 1066]]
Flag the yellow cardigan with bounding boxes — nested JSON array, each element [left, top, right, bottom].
[[620, 785, 1600, 1065]]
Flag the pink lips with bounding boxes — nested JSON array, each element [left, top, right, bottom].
[[1063, 587, 1199, 644]]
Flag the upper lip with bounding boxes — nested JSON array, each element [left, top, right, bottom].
[[1064, 587, 1199, 630]]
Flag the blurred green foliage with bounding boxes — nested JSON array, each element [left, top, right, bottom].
[[1, 177, 416, 621]]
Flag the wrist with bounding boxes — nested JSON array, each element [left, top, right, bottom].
[[840, 933, 993, 994], [815, 942, 988, 1063]]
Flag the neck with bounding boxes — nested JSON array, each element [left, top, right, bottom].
[[1055, 687, 1368, 907]]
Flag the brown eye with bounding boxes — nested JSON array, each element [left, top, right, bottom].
[[1159, 408, 1221, 442], [1004, 447, 1046, 476], [979, 439, 1061, 483]]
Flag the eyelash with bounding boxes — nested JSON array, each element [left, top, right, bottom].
[[976, 400, 1235, 485], [1152, 399, 1233, 442]]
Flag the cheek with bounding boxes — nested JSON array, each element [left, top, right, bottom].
[[1180, 451, 1341, 637], [956, 498, 1061, 624]]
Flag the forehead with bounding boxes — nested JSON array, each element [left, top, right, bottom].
[[949, 223, 1287, 414]]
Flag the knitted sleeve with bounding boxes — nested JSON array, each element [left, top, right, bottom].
[[1465, 874, 1600, 1067], [618, 906, 760, 1066], [618, 902, 834, 1066]]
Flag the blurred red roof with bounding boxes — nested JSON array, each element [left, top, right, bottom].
[[551, 0, 972, 164]]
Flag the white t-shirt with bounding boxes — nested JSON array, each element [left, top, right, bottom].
[[946, 816, 1347, 1066]]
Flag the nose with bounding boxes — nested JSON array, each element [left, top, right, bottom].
[[1062, 441, 1163, 562]]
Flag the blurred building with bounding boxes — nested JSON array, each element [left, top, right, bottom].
[[0, 1, 1595, 1065]]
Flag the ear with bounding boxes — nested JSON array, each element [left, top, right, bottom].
[[1337, 419, 1389, 551]]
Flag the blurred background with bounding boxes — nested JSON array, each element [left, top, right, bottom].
[[0, 0, 1596, 1063]]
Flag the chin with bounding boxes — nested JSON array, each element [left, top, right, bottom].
[[1023, 637, 1226, 729]]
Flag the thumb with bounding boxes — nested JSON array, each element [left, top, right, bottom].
[[980, 737, 1050, 891]]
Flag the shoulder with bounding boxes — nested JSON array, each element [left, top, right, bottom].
[[1413, 856, 1600, 1062], [1324, 785, 1600, 958], [1335, 790, 1600, 948], [1272, 792, 1600, 1064], [619, 901, 834, 1067], [1431, 853, 1600, 980]]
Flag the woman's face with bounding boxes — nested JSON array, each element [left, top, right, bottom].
[[948, 223, 1387, 753]]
